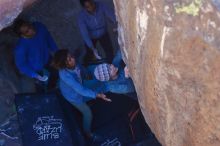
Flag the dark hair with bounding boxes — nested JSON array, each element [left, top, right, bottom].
[[13, 19, 30, 36], [52, 49, 69, 70], [79, 0, 94, 7]]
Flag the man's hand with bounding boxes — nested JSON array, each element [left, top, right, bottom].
[[96, 93, 112, 102], [93, 49, 102, 60], [36, 74, 48, 82], [124, 66, 130, 78]]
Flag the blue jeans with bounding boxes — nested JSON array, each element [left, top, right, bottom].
[[70, 102, 92, 134], [106, 77, 135, 94]]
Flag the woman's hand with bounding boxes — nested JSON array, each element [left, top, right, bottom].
[[96, 93, 112, 102]]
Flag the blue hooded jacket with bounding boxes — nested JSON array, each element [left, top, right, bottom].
[[14, 22, 58, 78], [59, 65, 98, 104]]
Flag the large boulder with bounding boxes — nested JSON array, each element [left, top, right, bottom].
[[113, 0, 220, 146], [0, 0, 36, 30]]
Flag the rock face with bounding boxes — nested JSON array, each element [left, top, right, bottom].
[[113, 0, 220, 146], [0, 0, 37, 30]]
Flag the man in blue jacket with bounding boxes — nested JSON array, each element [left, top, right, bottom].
[[78, 0, 117, 64], [13, 19, 58, 92]]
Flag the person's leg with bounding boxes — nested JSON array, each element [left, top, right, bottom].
[[35, 70, 47, 93], [84, 39, 98, 65], [20, 75, 36, 93], [71, 102, 93, 135], [71, 101, 104, 142], [107, 71, 135, 94], [112, 49, 122, 68], [99, 33, 114, 63], [46, 65, 59, 91], [84, 46, 95, 65]]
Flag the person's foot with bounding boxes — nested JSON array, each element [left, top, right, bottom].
[[89, 133, 104, 143]]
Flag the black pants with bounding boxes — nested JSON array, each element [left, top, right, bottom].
[[35, 62, 58, 93], [84, 33, 114, 65]]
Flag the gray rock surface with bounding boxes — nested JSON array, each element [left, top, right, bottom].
[[0, 0, 37, 30]]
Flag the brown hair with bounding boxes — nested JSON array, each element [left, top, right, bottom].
[[13, 18, 31, 36], [79, 0, 94, 7], [52, 49, 69, 70]]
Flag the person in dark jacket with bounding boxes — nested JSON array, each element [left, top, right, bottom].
[[13, 19, 58, 92], [78, 0, 117, 64]]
